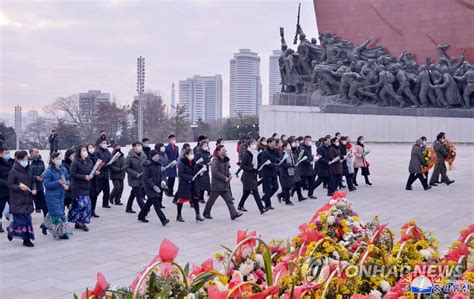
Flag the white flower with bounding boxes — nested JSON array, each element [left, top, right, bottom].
[[369, 289, 382, 299], [213, 279, 227, 292], [238, 260, 255, 276], [329, 199, 337, 205], [255, 254, 265, 268], [419, 249, 432, 259], [327, 215, 335, 225], [332, 251, 340, 260], [380, 280, 391, 292]]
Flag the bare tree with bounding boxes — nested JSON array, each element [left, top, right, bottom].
[[22, 118, 52, 149]]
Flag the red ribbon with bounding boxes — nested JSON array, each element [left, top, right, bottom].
[[81, 272, 109, 299]]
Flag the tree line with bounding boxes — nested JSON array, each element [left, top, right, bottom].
[[1, 92, 260, 150]]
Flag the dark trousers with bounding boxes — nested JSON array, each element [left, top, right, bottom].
[[291, 181, 304, 199], [0, 196, 8, 219], [138, 196, 167, 224], [282, 187, 292, 203], [177, 199, 200, 217], [238, 189, 264, 211], [199, 189, 208, 202], [314, 175, 329, 191], [344, 173, 355, 190], [329, 174, 342, 195], [407, 173, 428, 189], [262, 176, 279, 208], [64, 195, 73, 209], [127, 187, 145, 211], [429, 162, 450, 185], [33, 190, 47, 217], [96, 178, 110, 207], [110, 179, 124, 204], [300, 175, 315, 196], [354, 167, 371, 185], [167, 177, 176, 195], [204, 190, 238, 218]]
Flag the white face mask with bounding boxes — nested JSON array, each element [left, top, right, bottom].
[[250, 144, 257, 150], [341, 141, 347, 145], [88, 148, 94, 154], [334, 142, 340, 146], [135, 146, 143, 153], [291, 143, 296, 148], [152, 156, 160, 162], [160, 147, 166, 153], [202, 146, 209, 152], [54, 159, 62, 167], [20, 160, 28, 168]]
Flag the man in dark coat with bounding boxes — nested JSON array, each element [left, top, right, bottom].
[[259, 138, 280, 210], [299, 136, 317, 199], [314, 137, 332, 194], [29, 148, 47, 216], [142, 138, 151, 160], [328, 138, 344, 196], [164, 135, 179, 197], [94, 139, 112, 208], [95, 131, 107, 147], [138, 150, 169, 225], [203, 145, 242, 220], [48, 130, 59, 155], [124, 142, 147, 213], [194, 141, 211, 203], [0, 147, 13, 232], [429, 132, 454, 186], [406, 139, 431, 191], [109, 145, 125, 205], [279, 142, 296, 205]]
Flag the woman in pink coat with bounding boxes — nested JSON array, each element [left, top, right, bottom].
[[353, 136, 372, 186]]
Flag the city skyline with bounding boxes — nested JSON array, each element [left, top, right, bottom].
[[0, 0, 318, 116]]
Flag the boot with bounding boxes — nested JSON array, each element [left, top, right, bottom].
[[23, 240, 35, 247], [0, 222, 4, 233], [195, 215, 204, 223], [176, 215, 185, 222]]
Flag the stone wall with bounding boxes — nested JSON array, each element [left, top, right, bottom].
[[259, 105, 474, 143]]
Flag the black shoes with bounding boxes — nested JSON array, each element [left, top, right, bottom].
[[138, 217, 149, 223], [429, 183, 438, 186], [349, 187, 357, 191], [285, 200, 294, 206], [75, 223, 89, 231], [92, 212, 100, 218], [447, 180, 455, 185], [203, 214, 213, 220], [238, 206, 248, 212], [115, 202, 123, 206], [59, 235, 69, 240], [176, 216, 185, 222], [231, 212, 243, 220], [23, 240, 35, 247], [260, 207, 270, 215], [266, 206, 274, 210], [126, 209, 136, 214], [353, 182, 358, 186], [196, 215, 204, 223], [298, 197, 307, 202], [0, 223, 3, 233], [35, 209, 42, 213], [103, 205, 111, 208], [366, 182, 373, 186], [308, 195, 317, 199], [405, 187, 413, 191], [277, 193, 283, 203], [40, 224, 47, 235], [162, 219, 170, 226], [424, 186, 432, 191]]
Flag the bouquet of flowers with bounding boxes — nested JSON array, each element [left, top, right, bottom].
[[445, 139, 457, 170], [421, 146, 437, 175]]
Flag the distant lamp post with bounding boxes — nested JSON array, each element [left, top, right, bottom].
[[190, 121, 198, 142], [136, 56, 145, 141]]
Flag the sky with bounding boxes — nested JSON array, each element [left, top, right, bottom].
[[0, 0, 317, 118]]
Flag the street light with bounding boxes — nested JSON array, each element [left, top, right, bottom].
[[190, 121, 198, 142]]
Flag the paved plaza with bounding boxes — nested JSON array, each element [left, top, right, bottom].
[[0, 142, 473, 298]]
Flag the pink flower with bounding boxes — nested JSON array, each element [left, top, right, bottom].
[[81, 273, 108, 299]]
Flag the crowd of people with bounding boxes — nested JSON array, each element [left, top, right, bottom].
[[0, 130, 456, 247]]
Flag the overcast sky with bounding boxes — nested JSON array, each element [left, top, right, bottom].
[[0, 0, 317, 116]]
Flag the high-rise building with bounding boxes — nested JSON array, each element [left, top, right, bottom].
[[79, 90, 110, 117], [179, 75, 223, 122], [229, 49, 261, 117], [26, 109, 39, 124], [269, 50, 282, 105]]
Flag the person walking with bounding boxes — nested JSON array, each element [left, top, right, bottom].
[[340, 137, 356, 191], [62, 149, 75, 209], [68, 145, 95, 232], [154, 142, 169, 209], [278, 142, 296, 205], [175, 147, 204, 222], [194, 140, 211, 204], [7, 150, 37, 247], [124, 142, 147, 213], [137, 150, 169, 226], [94, 139, 112, 209], [29, 148, 47, 216], [237, 139, 268, 214], [165, 135, 179, 197], [289, 138, 306, 202], [353, 136, 372, 186], [345, 140, 356, 192], [85, 144, 100, 218], [259, 138, 280, 210], [314, 137, 332, 194], [328, 137, 344, 196], [40, 152, 73, 240], [109, 144, 125, 206], [429, 132, 455, 186], [203, 145, 242, 220], [0, 147, 13, 233], [142, 138, 152, 160], [406, 139, 432, 191], [48, 130, 59, 155], [299, 136, 317, 199]]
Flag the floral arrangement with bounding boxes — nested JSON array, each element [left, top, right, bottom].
[[421, 146, 437, 175], [78, 193, 473, 299], [445, 139, 457, 170]]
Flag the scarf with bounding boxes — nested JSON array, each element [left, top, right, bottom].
[[248, 148, 259, 169]]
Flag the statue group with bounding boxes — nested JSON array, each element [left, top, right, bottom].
[[279, 26, 474, 109]]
